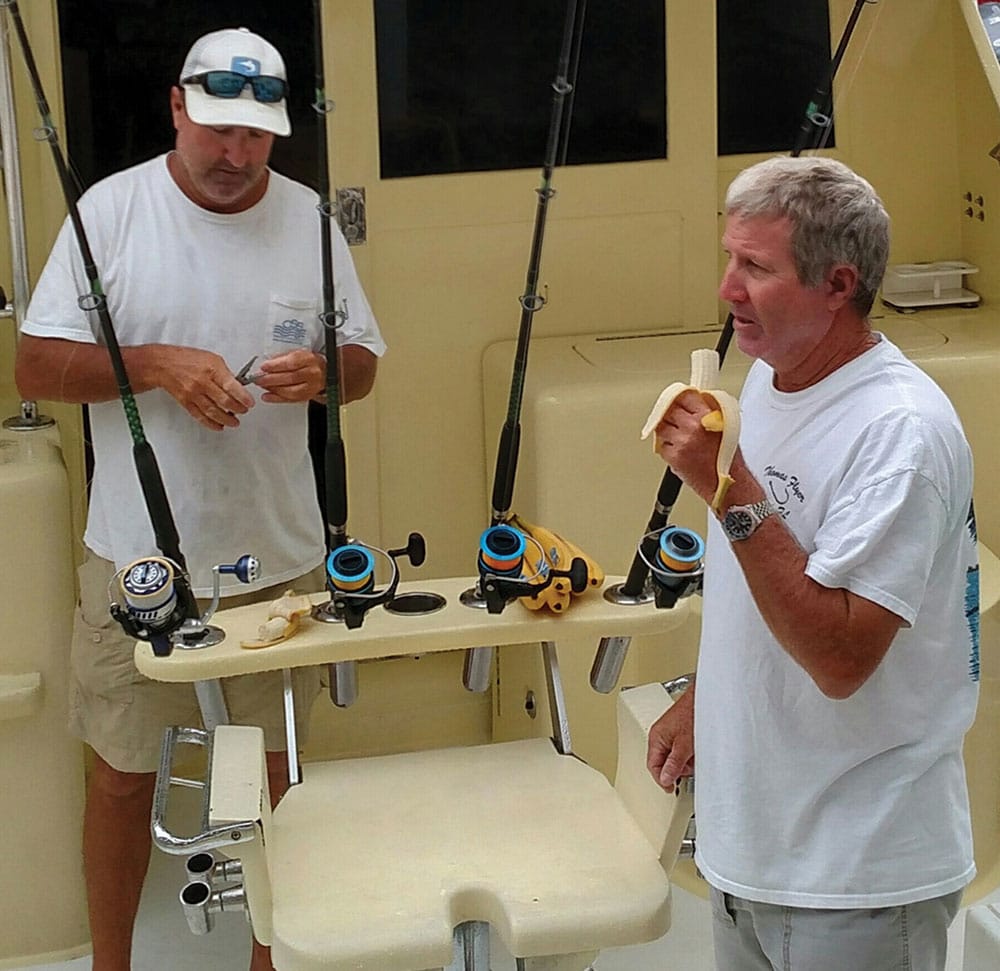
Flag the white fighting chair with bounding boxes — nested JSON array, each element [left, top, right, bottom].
[[145, 577, 696, 971]]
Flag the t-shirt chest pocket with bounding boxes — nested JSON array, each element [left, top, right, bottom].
[[266, 295, 320, 354]]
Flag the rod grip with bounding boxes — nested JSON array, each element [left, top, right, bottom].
[[491, 421, 521, 518], [621, 467, 684, 597], [132, 441, 182, 560], [324, 438, 348, 531]]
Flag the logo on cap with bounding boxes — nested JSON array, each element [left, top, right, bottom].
[[231, 56, 261, 77]]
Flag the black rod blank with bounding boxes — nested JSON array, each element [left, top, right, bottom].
[[310, 0, 348, 548], [490, 0, 585, 525]]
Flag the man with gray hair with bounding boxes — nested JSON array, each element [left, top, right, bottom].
[[647, 156, 979, 969]]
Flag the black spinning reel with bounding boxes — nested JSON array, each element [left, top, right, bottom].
[[475, 523, 586, 615], [313, 532, 426, 629], [110, 554, 261, 656]]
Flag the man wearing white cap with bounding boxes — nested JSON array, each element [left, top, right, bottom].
[[16, 27, 385, 971]]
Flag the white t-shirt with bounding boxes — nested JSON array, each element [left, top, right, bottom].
[[23, 155, 386, 597], [694, 336, 980, 907]]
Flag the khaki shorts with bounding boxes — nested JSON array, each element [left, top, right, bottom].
[[68, 550, 327, 774]]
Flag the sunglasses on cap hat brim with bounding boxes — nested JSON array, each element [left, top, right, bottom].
[[181, 70, 288, 104]]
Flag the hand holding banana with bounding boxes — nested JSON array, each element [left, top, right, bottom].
[[640, 348, 741, 511]]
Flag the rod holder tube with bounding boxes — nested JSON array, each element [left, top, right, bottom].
[[185, 852, 244, 887], [462, 646, 494, 693], [179, 880, 247, 936], [590, 635, 632, 693], [328, 660, 358, 708]]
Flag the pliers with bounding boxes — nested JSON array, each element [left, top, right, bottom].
[[235, 355, 262, 386]]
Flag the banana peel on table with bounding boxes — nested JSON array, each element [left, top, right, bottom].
[[240, 590, 315, 649], [508, 513, 605, 615], [640, 348, 741, 512]]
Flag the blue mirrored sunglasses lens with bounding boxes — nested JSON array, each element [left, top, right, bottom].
[[198, 71, 286, 103], [249, 77, 286, 103], [201, 71, 247, 97]]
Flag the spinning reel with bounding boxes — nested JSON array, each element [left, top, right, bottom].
[[639, 525, 704, 609], [312, 532, 426, 629], [474, 523, 587, 615], [110, 554, 261, 657]]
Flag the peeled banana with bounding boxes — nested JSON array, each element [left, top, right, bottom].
[[240, 589, 314, 649], [640, 348, 741, 511]]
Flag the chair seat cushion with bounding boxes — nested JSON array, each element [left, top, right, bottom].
[[269, 737, 671, 970]]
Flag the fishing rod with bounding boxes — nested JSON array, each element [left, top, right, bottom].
[[460, 0, 590, 699], [489, 0, 585, 528], [310, 0, 346, 549], [557, 0, 588, 168], [468, 0, 589, 622], [307, 1, 424, 682], [792, 0, 878, 157], [0, 0, 206, 656], [593, 0, 880, 690]]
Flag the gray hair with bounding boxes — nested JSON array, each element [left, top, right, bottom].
[[724, 156, 889, 316]]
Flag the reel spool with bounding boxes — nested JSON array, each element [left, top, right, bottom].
[[325, 545, 377, 597], [478, 523, 527, 579], [111, 556, 187, 657], [313, 533, 426, 629], [643, 525, 705, 609], [472, 522, 586, 615]]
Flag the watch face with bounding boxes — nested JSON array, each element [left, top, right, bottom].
[[724, 509, 754, 540]]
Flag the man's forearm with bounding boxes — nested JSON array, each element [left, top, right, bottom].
[[14, 335, 160, 403], [718, 457, 901, 698]]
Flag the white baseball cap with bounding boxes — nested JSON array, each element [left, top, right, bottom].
[[179, 27, 291, 137]]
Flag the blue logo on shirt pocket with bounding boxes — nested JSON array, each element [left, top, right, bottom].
[[273, 318, 307, 345]]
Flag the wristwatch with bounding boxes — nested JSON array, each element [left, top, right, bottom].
[[720, 499, 776, 541]]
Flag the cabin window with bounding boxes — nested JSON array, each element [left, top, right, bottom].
[[373, 0, 667, 178], [55, 1, 833, 186], [717, 0, 834, 155], [55, 0, 318, 188]]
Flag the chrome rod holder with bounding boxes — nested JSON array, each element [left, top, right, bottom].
[[185, 851, 244, 887], [590, 635, 632, 693], [541, 641, 572, 756], [328, 660, 358, 708], [179, 879, 248, 935], [462, 645, 494, 693]]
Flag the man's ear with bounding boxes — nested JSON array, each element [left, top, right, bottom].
[[826, 263, 860, 311], [169, 86, 185, 131]]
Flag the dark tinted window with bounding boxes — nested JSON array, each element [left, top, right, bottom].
[[56, 0, 317, 188], [56, 1, 833, 180], [717, 0, 834, 155], [374, 0, 667, 178]]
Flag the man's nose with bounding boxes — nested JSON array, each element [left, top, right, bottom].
[[718, 264, 744, 303], [222, 133, 252, 167]]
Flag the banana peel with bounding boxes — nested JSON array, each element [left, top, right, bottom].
[[240, 590, 314, 650], [640, 348, 741, 511]]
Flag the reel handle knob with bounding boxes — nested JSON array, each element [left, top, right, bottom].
[[217, 555, 261, 585], [406, 532, 426, 567], [568, 556, 588, 594]]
